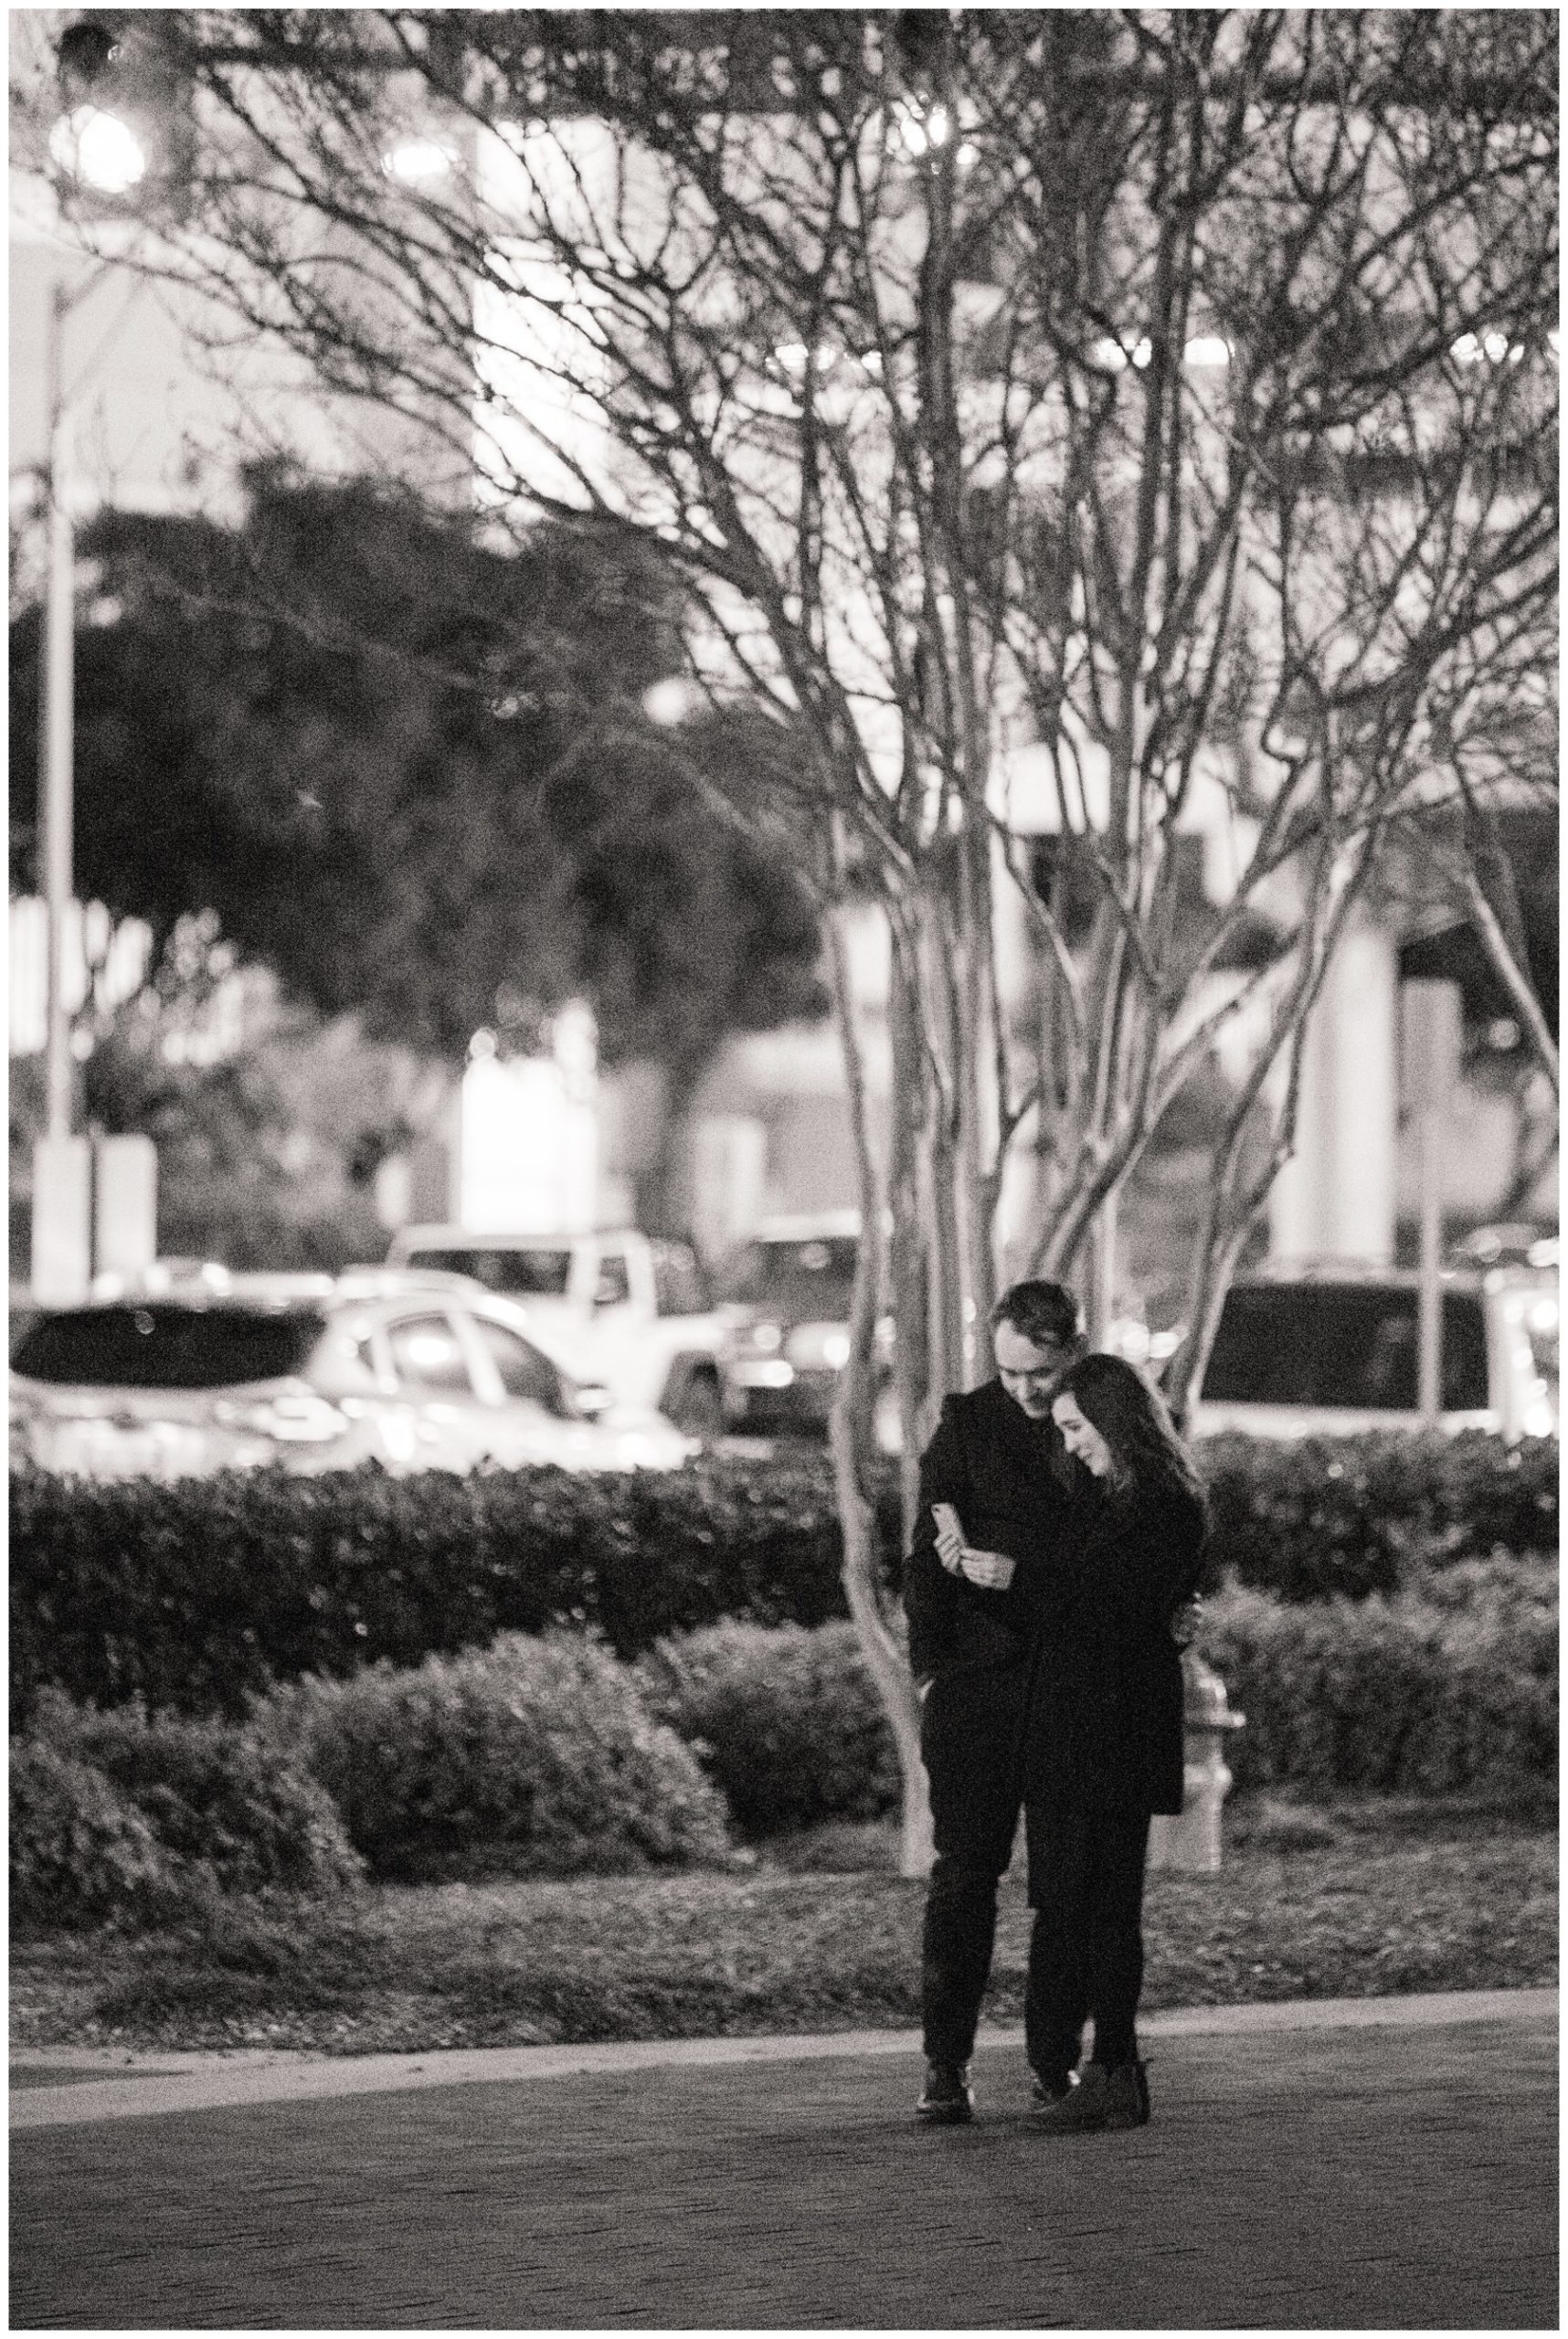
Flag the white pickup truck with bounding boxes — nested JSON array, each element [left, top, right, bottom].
[[384, 1225, 731, 1434]]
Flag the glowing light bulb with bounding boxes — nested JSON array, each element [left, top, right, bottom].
[[49, 104, 146, 194]]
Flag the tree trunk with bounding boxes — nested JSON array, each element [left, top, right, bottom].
[[827, 894, 933, 1877]]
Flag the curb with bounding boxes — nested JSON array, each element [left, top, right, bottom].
[[11, 1986, 1556, 2132]]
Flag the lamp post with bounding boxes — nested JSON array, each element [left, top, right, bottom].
[[28, 275, 99, 1307], [29, 21, 157, 1304], [40, 280, 76, 1148]]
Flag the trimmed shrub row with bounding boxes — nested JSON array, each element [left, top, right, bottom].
[[643, 1585, 1556, 1823], [1203, 1569, 1558, 1804], [9, 1455, 863, 1721], [13, 1582, 1555, 1931], [11, 1633, 732, 1924], [1199, 1430, 1559, 1602], [11, 1691, 363, 1930], [10, 1434, 1557, 1719], [252, 1632, 731, 1882], [636, 1620, 902, 1836]]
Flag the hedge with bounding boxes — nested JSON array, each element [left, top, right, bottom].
[[1199, 1430, 1558, 1601], [1201, 1575, 1558, 1804], [9, 1433, 1557, 1719], [12, 1691, 363, 1929], [636, 1620, 902, 1835], [632, 1595, 1556, 1816], [11, 1582, 1555, 1932], [9, 1454, 864, 1721], [250, 1631, 731, 1881]]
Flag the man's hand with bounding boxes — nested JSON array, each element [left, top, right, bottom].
[[933, 1504, 967, 1575], [957, 1547, 1016, 1592], [1171, 1594, 1203, 1650]]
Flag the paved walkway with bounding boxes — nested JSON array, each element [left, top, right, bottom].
[[10, 1991, 1558, 2330]]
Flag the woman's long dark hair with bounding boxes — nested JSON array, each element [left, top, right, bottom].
[[1056, 1352, 1204, 1508]]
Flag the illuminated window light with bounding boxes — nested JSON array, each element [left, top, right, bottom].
[[642, 677, 698, 726], [383, 138, 456, 183], [894, 101, 952, 156], [774, 341, 838, 380], [48, 105, 146, 194], [1453, 328, 1526, 366], [1095, 333, 1229, 373]]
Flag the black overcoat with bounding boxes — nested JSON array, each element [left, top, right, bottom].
[[1024, 1479, 1210, 1816], [903, 1378, 1083, 1686]]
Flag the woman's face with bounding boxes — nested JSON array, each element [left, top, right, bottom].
[[1051, 1392, 1114, 1478]]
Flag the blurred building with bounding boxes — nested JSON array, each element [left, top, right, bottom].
[[8, 13, 1556, 1286]]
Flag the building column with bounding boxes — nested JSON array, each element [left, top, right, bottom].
[[1268, 913, 1399, 1264]]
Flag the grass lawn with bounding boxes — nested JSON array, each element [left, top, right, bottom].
[[10, 1793, 1555, 2058]]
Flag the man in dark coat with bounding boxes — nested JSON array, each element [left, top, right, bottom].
[[903, 1277, 1087, 2123]]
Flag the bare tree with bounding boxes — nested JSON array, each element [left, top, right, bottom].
[[22, 7, 1556, 1869]]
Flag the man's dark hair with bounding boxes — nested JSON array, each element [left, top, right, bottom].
[[991, 1278, 1083, 1350]]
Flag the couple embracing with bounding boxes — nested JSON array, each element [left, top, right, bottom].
[[903, 1277, 1209, 2132]]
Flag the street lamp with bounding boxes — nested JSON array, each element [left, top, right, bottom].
[[48, 103, 148, 194]]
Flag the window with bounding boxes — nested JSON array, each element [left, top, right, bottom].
[[471, 1318, 567, 1414], [403, 1246, 574, 1297], [11, 1306, 325, 1389], [716, 1237, 859, 1322], [387, 1314, 473, 1394], [592, 1250, 630, 1307], [652, 1241, 710, 1317], [1202, 1286, 1489, 1412]]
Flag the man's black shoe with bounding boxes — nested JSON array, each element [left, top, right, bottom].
[[916, 2059, 974, 2123]]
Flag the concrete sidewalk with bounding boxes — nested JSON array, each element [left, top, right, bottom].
[[10, 1991, 1558, 2329]]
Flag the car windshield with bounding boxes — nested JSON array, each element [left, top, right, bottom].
[[401, 1246, 574, 1297], [11, 1306, 326, 1390], [1202, 1285, 1489, 1412], [717, 1237, 859, 1321]]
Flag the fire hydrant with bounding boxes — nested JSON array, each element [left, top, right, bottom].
[[1148, 1650, 1245, 1874]]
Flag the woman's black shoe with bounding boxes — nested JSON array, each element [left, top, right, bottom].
[[1031, 2069, 1077, 2107], [1101, 2058, 1151, 2129], [916, 2059, 974, 2122], [1033, 2059, 1150, 2132]]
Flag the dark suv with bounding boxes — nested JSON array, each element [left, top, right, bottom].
[[1188, 1265, 1557, 1440]]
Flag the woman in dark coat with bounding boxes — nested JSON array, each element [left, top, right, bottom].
[[1024, 1352, 1209, 2133]]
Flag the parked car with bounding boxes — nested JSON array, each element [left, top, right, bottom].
[[8, 1275, 697, 1482], [714, 1213, 899, 1448], [1184, 1261, 1558, 1442], [384, 1225, 728, 1434]]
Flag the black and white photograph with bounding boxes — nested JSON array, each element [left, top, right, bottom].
[[8, 7, 1558, 2329]]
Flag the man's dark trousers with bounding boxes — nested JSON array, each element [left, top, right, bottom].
[[919, 1657, 1031, 2066]]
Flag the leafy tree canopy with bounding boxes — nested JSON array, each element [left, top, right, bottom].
[[9, 469, 827, 1066]]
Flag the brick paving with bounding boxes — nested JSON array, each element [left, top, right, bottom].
[[10, 1996, 1557, 2330]]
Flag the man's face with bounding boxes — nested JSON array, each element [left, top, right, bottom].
[[994, 1321, 1079, 1419]]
